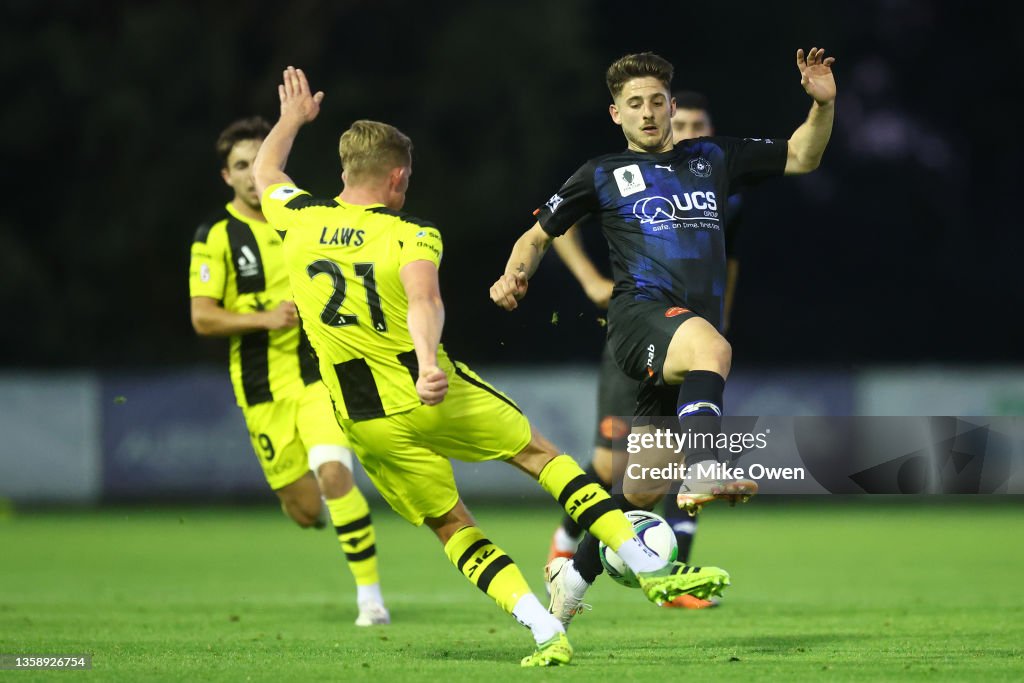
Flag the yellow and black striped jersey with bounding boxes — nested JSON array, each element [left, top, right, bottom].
[[188, 202, 320, 408], [262, 183, 446, 421]]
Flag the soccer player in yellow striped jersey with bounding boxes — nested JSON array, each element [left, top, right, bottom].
[[253, 66, 732, 666], [188, 117, 390, 626]]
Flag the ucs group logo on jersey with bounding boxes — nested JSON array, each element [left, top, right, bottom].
[[633, 192, 718, 225]]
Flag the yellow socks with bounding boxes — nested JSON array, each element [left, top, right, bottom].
[[539, 454, 635, 551], [443, 526, 531, 614], [327, 487, 379, 587]]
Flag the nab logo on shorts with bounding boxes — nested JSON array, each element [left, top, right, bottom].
[[665, 307, 691, 318]]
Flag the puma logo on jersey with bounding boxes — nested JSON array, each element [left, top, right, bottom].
[[654, 164, 674, 172]]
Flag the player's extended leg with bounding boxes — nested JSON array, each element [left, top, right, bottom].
[[425, 499, 572, 667], [548, 449, 614, 562], [569, 432, 671, 593], [309, 446, 389, 626], [550, 345, 638, 562], [510, 428, 730, 627], [663, 317, 757, 515], [334, 398, 570, 666]]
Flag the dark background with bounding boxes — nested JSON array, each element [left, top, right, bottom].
[[3, 0, 1020, 370]]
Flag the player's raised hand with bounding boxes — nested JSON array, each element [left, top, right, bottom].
[[263, 300, 299, 330], [796, 48, 836, 106], [278, 66, 325, 126], [490, 271, 529, 311], [416, 366, 449, 405]]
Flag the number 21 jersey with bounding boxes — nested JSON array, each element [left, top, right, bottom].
[[262, 183, 445, 421]]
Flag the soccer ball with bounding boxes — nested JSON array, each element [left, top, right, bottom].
[[599, 510, 678, 588]]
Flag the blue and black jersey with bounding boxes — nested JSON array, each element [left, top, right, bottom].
[[537, 137, 785, 330]]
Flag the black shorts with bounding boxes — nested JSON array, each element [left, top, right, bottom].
[[594, 344, 638, 449], [607, 297, 699, 418]]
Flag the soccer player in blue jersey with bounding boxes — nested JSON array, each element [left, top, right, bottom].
[[491, 48, 836, 624], [545, 91, 748, 609]]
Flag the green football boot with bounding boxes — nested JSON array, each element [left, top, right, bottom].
[[520, 632, 573, 667], [637, 562, 730, 606]]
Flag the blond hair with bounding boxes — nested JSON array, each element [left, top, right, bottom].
[[338, 120, 412, 181], [605, 52, 674, 99]]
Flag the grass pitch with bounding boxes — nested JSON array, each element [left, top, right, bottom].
[[2, 499, 1023, 681]]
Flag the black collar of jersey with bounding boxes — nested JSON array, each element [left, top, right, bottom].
[[619, 138, 707, 161]]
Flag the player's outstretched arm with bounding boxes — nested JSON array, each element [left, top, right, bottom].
[[253, 66, 325, 195], [785, 47, 837, 175], [552, 224, 614, 309], [490, 223, 553, 311], [400, 260, 448, 405], [190, 297, 298, 336]]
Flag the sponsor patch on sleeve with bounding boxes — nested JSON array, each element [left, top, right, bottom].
[[269, 185, 302, 201]]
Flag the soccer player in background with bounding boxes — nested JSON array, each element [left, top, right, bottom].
[[252, 66, 732, 667], [491, 48, 836, 625], [188, 117, 390, 626], [546, 91, 747, 609]]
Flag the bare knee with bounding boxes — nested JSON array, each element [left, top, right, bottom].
[[696, 335, 732, 378], [424, 499, 477, 545], [276, 474, 323, 528], [677, 335, 731, 380], [664, 319, 733, 383], [308, 445, 355, 498], [315, 460, 354, 499]]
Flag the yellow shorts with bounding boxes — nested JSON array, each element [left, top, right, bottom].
[[242, 381, 351, 490], [340, 361, 532, 525]]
